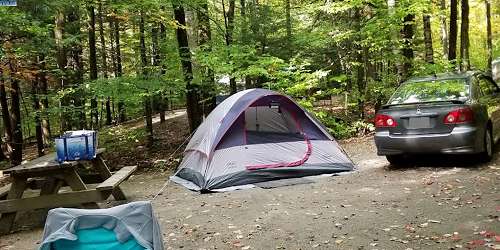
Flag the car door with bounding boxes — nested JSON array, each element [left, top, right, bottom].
[[478, 75, 500, 141]]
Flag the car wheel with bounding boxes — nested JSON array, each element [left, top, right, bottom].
[[386, 155, 405, 166], [480, 127, 493, 162]]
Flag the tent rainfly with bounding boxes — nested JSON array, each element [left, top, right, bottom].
[[171, 89, 354, 192]]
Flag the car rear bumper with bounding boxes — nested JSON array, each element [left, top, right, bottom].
[[375, 126, 483, 155]]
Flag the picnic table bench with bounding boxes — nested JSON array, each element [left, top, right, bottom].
[[0, 148, 137, 235]]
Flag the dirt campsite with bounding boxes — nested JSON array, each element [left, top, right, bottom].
[[0, 113, 498, 250]]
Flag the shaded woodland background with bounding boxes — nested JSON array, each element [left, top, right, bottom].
[[0, 0, 498, 167]]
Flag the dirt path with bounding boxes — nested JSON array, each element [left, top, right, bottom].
[[0, 136, 498, 249]]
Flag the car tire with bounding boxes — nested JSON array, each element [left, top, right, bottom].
[[386, 155, 405, 166], [479, 127, 493, 162]]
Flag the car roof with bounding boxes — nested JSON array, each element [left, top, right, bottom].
[[405, 71, 482, 84]]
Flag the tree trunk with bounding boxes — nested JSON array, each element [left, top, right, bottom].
[[197, 0, 216, 116], [109, 18, 117, 77], [88, 5, 99, 129], [448, 0, 458, 63], [354, 9, 365, 119], [32, 67, 44, 157], [423, 14, 434, 64], [485, 0, 492, 73], [459, 0, 470, 71], [97, 1, 112, 126], [113, 14, 126, 122], [67, 9, 86, 130], [88, 6, 98, 80], [159, 23, 168, 122], [240, 0, 253, 89], [0, 68, 13, 157], [285, 0, 292, 58], [139, 12, 148, 77], [439, 0, 449, 59], [38, 56, 51, 146], [55, 9, 71, 132], [9, 62, 23, 166], [223, 0, 237, 94], [144, 95, 153, 147], [400, 14, 415, 82], [114, 15, 123, 76], [173, 2, 202, 132], [98, 1, 107, 78], [139, 11, 153, 146]]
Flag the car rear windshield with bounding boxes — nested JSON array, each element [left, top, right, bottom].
[[388, 79, 469, 105]]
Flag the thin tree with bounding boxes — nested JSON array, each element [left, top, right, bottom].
[[400, 13, 415, 81], [485, 0, 492, 73], [8, 59, 23, 166], [439, 0, 449, 59], [173, 1, 202, 131], [88, 5, 99, 129], [139, 11, 154, 147], [197, 0, 216, 116], [32, 62, 44, 156], [459, 0, 470, 71], [448, 0, 458, 63], [423, 14, 434, 64], [0, 67, 13, 157], [97, 0, 112, 126], [222, 0, 237, 94]]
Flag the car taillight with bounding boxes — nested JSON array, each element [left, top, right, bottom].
[[375, 114, 398, 128], [443, 107, 474, 124]]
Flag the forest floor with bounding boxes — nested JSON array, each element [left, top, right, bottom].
[[0, 113, 499, 250]]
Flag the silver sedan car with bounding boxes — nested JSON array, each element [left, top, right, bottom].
[[374, 72, 500, 165]]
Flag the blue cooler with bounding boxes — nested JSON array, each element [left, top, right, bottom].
[[55, 130, 98, 163]]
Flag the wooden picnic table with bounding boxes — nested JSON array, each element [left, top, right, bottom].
[[0, 148, 137, 235]]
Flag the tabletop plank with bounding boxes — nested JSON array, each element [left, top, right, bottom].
[[4, 148, 106, 175]]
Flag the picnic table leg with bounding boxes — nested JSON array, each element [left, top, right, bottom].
[[91, 156, 127, 200], [0, 176, 27, 235], [37, 178, 65, 222], [63, 170, 99, 209]]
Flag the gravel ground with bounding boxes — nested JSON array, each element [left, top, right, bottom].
[[0, 136, 498, 250]]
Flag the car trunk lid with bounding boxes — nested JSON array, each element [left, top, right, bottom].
[[378, 103, 468, 135]]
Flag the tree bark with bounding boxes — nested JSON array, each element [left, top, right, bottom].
[[88, 5, 99, 129], [144, 95, 153, 147], [54, 9, 71, 132], [0, 68, 13, 158], [98, 1, 107, 78], [113, 13, 126, 123], [38, 56, 51, 146], [448, 0, 458, 63], [459, 0, 470, 71], [485, 0, 492, 73], [88, 6, 98, 80], [197, 0, 216, 116], [139, 11, 153, 146], [400, 14, 415, 82], [423, 14, 434, 64], [139, 12, 148, 77], [32, 67, 44, 157], [240, 0, 252, 89], [97, 1, 112, 126], [8, 61, 23, 166], [67, 9, 86, 130], [223, 0, 237, 94], [173, 2, 202, 131], [439, 0, 449, 59]]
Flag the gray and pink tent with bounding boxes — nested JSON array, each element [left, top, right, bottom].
[[171, 89, 354, 192]]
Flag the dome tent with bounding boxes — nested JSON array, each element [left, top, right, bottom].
[[171, 89, 354, 192]]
